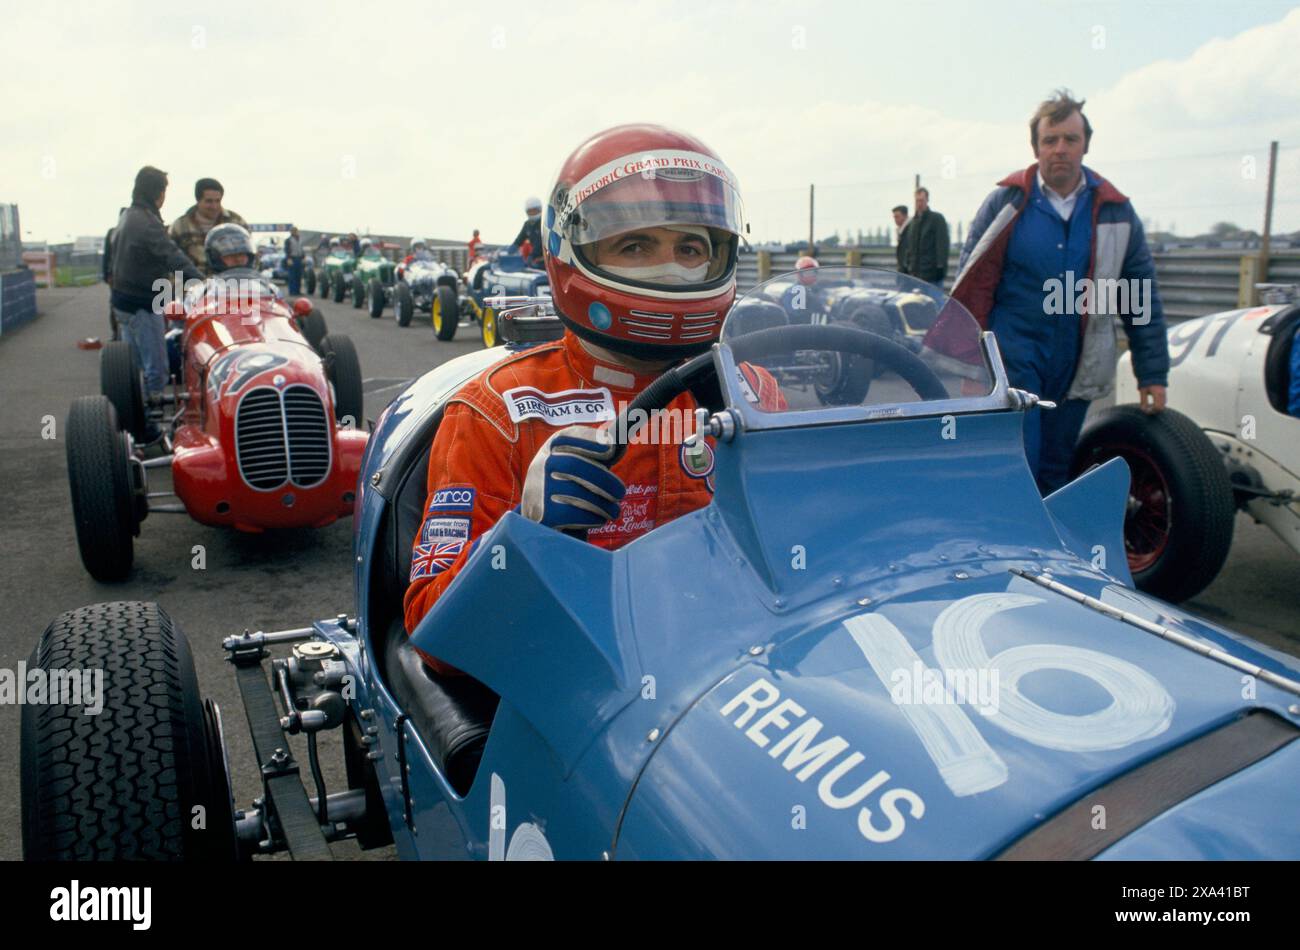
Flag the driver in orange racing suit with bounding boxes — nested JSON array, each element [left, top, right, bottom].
[[403, 124, 784, 673]]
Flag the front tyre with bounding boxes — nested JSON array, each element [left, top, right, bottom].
[[368, 279, 385, 318], [322, 333, 364, 428], [480, 305, 499, 347], [432, 285, 459, 341], [351, 277, 365, 309], [21, 601, 239, 861], [66, 396, 138, 582], [394, 281, 414, 327], [1071, 405, 1235, 603], [304, 266, 317, 295], [333, 274, 346, 304]]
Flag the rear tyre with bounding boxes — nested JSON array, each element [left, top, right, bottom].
[[320, 271, 331, 300], [322, 333, 364, 428], [433, 285, 459, 341], [299, 307, 328, 353], [1071, 405, 1235, 603], [66, 396, 138, 582], [100, 340, 148, 439], [351, 277, 365, 309], [304, 267, 317, 295], [21, 601, 239, 861], [394, 282, 414, 327], [333, 274, 346, 303], [368, 279, 385, 319]]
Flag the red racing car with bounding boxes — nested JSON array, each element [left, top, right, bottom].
[[67, 276, 369, 581]]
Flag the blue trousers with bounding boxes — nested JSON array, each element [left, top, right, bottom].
[[286, 257, 303, 295], [115, 306, 167, 396]]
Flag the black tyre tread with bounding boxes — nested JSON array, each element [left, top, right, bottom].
[[100, 340, 146, 438], [66, 396, 134, 581], [333, 274, 346, 303], [300, 308, 328, 353], [368, 279, 385, 318], [304, 267, 316, 295], [394, 282, 413, 327], [21, 601, 223, 860], [352, 278, 365, 309], [323, 333, 364, 427], [1073, 405, 1235, 603], [434, 285, 459, 341], [320, 271, 331, 300]]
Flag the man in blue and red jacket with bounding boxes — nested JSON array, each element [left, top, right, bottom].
[[952, 90, 1170, 495]]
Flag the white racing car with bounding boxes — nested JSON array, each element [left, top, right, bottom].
[[1076, 286, 1299, 602]]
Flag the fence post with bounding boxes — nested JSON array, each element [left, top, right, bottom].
[[757, 250, 771, 283], [1237, 254, 1262, 308]]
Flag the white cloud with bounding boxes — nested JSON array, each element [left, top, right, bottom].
[[1, 2, 1296, 244]]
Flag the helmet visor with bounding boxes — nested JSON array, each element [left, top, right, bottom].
[[561, 160, 744, 247]]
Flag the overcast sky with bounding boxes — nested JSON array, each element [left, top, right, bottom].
[[3, 0, 1298, 245]]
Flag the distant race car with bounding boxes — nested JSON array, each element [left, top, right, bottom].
[[1080, 285, 1300, 602], [463, 251, 550, 347], [26, 267, 1300, 861], [353, 249, 398, 317], [319, 248, 356, 303], [64, 272, 369, 581], [392, 256, 462, 334]]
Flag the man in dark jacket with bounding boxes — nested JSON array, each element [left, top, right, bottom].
[[892, 205, 909, 271], [283, 226, 304, 294], [111, 167, 203, 405], [900, 188, 949, 284], [511, 196, 544, 269], [951, 90, 1169, 494], [102, 207, 126, 340]]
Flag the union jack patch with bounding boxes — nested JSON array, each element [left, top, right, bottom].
[[410, 540, 466, 581]]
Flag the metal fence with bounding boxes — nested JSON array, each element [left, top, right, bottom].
[[737, 246, 1300, 322]]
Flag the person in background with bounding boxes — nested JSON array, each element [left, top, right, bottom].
[[169, 178, 248, 275], [111, 166, 203, 425], [951, 88, 1169, 495], [468, 228, 484, 260], [283, 225, 304, 294], [892, 204, 909, 272], [102, 206, 127, 340], [511, 197, 544, 269], [899, 188, 949, 285]]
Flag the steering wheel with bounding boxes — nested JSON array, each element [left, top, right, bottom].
[[604, 323, 949, 466]]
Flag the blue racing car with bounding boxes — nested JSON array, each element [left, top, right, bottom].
[[21, 267, 1300, 860], [462, 251, 550, 348]]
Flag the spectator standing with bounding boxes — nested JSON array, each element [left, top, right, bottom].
[[169, 178, 248, 275], [891, 204, 909, 272], [951, 89, 1169, 494], [284, 225, 304, 294], [111, 167, 203, 414], [900, 187, 949, 284], [468, 228, 484, 260]]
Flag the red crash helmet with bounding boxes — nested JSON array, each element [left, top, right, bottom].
[[796, 255, 819, 286], [542, 123, 746, 359]]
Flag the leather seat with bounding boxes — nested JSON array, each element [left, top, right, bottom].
[[384, 617, 498, 797], [1263, 307, 1300, 414]]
